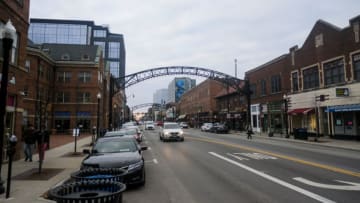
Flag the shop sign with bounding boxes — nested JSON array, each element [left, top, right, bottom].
[[335, 88, 349, 97]]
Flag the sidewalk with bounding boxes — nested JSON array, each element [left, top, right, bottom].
[[230, 130, 360, 152], [0, 134, 92, 203]]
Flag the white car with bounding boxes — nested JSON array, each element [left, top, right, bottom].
[[159, 122, 184, 142], [144, 121, 155, 130], [201, 123, 213, 131], [179, 122, 189, 128]]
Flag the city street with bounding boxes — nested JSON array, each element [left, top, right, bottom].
[[123, 128, 360, 203]]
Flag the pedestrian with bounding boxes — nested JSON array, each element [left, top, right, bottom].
[[22, 124, 36, 162], [247, 126, 253, 139], [36, 125, 50, 162]]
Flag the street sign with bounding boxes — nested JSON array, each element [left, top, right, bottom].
[[336, 88, 349, 97]]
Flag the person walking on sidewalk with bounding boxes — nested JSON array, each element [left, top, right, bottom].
[[247, 126, 253, 139], [22, 124, 36, 162], [36, 125, 51, 162]]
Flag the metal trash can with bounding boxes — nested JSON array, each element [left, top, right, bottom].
[[294, 128, 308, 140], [71, 168, 127, 183], [48, 180, 126, 203]]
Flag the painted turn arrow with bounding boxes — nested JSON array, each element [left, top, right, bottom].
[[294, 177, 360, 191]]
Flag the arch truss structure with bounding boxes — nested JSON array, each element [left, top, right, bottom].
[[131, 103, 164, 111], [116, 66, 244, 90]]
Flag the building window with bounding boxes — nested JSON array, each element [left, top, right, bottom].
[[56, 92, 70, 103], [250, 84, 257, 98], [109, 61, 120, 77], [292, 72, 299, 92], [303, 66, 319, 90], [323, 58, 344, 86], [94, 41, 106, 57], [108, 42, 120, 59], [315, 33, 323, 47], [82, 54, 90, 60], [93, 30, 107, 38], [25, 60, 31, 72], [353, 54, 360, 80], [260, 80, 266, 96], [56, 72, 72, 83], [354, 22, 359, 43], [39, 65, 44, 78], [271, 75, 281, 93], [77, 92, 91, 103], [78, 72, 91, 83], [61, 54, 70, 60]]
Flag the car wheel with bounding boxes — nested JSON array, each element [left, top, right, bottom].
[[181, 138, 184, 142], [139, 168, 146, 186]]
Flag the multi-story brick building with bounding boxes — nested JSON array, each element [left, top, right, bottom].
[[245, 15, 360, 140], [1, 0, 30, 161], [25, 43, 109, 134], [177, 79, 224, 127]]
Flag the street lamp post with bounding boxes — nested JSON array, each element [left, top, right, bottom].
[[96, 93, 101, 140], [0, 20, 16, 195]]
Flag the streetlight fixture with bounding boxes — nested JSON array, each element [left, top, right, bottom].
[[283, 94, 289, 138], [0, 19, 16, 195], [96, 92, 101, 140]]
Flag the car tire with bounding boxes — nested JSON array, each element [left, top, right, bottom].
[[139, 168, 146, 186], [180, 138, 184, 142]]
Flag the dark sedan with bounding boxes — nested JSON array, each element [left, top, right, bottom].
[[81, 136, 147, 186], [209, 123, 229, 133]]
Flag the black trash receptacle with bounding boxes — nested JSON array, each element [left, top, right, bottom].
[[48, 180, 126, 203], [71, 168, 127, 183], [295, 128, 308, 140]]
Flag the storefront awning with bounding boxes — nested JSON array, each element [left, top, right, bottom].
[[178, 114, 187, 119], [288, 108, 314, 115], [325, 104, 360, 112]]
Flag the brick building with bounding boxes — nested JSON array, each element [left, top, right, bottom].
[[1, 0, 30, 160], [177, 79, 224, 127], [245, 15, 360, 140], [25, 43, 109, 134]]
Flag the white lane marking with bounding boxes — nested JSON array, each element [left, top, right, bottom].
[[153, 158, 158, 164], [209, 152, 335, 203], [227, 153, 249, 161], [234, 152, 277, 160], [294, 177, 360, 191]]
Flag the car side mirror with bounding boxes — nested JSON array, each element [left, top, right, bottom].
[[141, 146, 148, 151]]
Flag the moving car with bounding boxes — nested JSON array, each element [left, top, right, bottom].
[[159, 122, 184, 142], [179, 122, 189, 128], [201, 123, 213, 131], [144, 121, 155, 130], [209, 123, 229, 133], [81, 136, 147, 186]]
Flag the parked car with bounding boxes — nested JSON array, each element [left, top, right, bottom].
[[81, 136, 147, 186], [209, 123, 229, 133], [179, 122, 189, 128], [144, 121, 155, 130], [159, 122, 184, 142], [156, 121, 164, 127], [201, 123, 213, 131]]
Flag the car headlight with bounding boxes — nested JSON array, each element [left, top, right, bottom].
[[128, 160, 143, 172], [179, 131, 184, 135], [164, 131, 169, 135]]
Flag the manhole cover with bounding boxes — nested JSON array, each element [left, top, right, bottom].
[[13, 168, 64, 180]]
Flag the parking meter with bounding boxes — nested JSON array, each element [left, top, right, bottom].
[[6, 134, 17, 198]]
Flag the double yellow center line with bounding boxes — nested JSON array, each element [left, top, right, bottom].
[[188, 136, 360, 178]]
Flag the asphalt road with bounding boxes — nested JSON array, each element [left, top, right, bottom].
[[123, 127, 360, 203]]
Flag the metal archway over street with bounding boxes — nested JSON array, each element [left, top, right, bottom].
[[115, 66, 245, 90], [131, 103, 163, 111]]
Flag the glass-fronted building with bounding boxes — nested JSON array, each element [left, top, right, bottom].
[[28, 18, 126, 78], [168, 77, 196, 103]]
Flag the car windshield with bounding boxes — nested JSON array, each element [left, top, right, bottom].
[[94, 140, 137, 153], [164, 124, 180, 129]]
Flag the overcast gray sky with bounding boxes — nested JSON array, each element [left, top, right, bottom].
[[30, 0, 360, 111]]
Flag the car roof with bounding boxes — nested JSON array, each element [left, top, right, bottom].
[[97, 136, 136, 143]]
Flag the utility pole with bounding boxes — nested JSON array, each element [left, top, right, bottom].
[[314, 94, 329, 141]]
